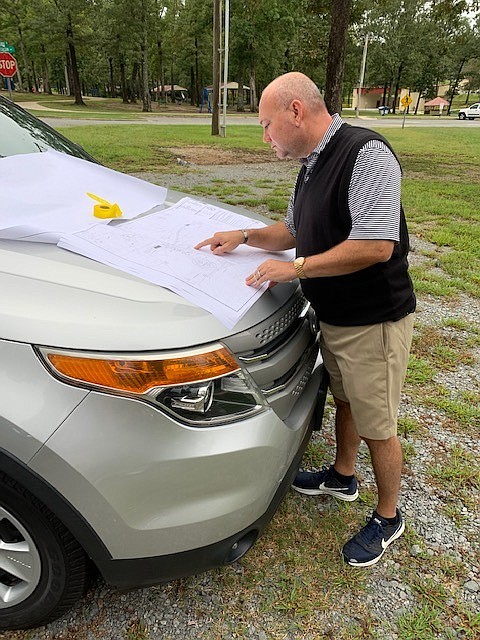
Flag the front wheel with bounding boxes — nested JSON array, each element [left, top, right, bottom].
[[0, 473, 90, 630], [458, 112, 466, 120]]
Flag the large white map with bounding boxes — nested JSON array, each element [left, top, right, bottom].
[[59, 197, 294, 328]]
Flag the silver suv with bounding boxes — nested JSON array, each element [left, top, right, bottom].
[[0, 96, 327, 630]]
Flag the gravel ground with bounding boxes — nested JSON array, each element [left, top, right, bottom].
[[4, 162, 479, 640]]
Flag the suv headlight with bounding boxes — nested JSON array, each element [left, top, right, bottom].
[[36, 343, 268, 427]]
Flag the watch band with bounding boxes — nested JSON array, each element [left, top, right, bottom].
[[294, 257, 307, 279], [240, 229, 248, 244]]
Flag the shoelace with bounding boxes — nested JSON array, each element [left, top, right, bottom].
[[354, 517, 384, 549]]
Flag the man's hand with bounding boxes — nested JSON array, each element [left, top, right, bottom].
[[194, 230, 245, 255], [246, 259, 297, 288]]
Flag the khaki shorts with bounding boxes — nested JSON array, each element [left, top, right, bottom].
[[319, 314, 414, 440]]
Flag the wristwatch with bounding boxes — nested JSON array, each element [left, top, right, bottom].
[[294, 256, 307, 279]]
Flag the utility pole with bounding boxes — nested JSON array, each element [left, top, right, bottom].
[[356, 32, 369, 118], [220, 0, 230, 137], [212, 0, 220, 135]]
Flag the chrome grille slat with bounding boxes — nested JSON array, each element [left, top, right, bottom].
[[261, 339, 318, 397]]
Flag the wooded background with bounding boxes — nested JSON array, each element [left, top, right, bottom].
[[1, 0, 479, 116]]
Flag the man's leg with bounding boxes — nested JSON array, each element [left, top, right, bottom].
[[333, 397, 361, 476], [364, 435, 403, 519], [342, 434, 405, 567], [292, 396, 360, 500]]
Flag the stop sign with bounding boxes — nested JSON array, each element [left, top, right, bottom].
[[0, 52, 18, 78]]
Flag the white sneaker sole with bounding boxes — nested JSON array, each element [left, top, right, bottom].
[[292, 485, 359, 501]]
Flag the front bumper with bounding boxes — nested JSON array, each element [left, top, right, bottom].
[[26, 363, 327, 589], [97, 367, 328, 589]]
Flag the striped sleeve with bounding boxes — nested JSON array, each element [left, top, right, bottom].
[[285, 180, 298, 237], [347, 140, 401, 242]]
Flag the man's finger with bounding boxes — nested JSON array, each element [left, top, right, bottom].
[[194, 238, 215, 250]]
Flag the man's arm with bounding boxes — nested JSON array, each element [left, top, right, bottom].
[[195, 220, 295, 255], [246, 238, 393, 288], [301, 238, 394, 278]]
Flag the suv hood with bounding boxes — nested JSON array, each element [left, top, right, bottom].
[[1, 237, 296, 351]]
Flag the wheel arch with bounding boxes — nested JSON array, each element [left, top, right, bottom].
[[0, 449, 112, 571]]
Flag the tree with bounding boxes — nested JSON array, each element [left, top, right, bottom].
[[324, 0, 352, 114]]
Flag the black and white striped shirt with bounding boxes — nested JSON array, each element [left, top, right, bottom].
[[285, 114, 401, 242]]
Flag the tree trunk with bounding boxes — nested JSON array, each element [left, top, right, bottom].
[[190, 65, 196, 105], [66, 15, 85, 106], [31, 59, 39, 92], [448, 57, 466, 115], [237, 69, 245, 112], [414, 92, 421, 115], [382, 81, 389, 107], [324, 0, 352, 114], [41, 43, 52, 94], [120, 56, 128, 103], [249, 67, 257, 112], [141, 0, 151, 112], [194, 35, 200, 106], [156, 39, 165, 103], [64, 49, 72, 95], [16, 22, 29, 91], [170, 60, 175, 103], [130, 62, 139, 103], [392, 63, 403, 115], [109, 57, 115, 98], [141, 48, 151, 111]]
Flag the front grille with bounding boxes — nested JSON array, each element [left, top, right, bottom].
[[223, 288, 320, 422], [254, 294, 308, 345]]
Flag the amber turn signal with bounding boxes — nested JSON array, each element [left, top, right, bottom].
[[44, 346, 240, 394]]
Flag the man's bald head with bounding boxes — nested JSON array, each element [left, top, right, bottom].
[[260, 72, 327, 114], [258, 72, 332, 160]]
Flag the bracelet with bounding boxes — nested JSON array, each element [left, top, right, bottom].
[[240, 229, 248, 244]]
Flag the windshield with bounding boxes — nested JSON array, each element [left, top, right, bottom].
[[0, 96, 96, 162]]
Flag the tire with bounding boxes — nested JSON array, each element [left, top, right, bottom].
[[458, 112, 466, 119], [0, 473, 90, 630]]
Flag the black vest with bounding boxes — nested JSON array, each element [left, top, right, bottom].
[[294, 123, 416, 326]]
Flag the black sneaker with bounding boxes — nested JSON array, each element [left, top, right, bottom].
[[292, 465, 358, 501], [342, 508, 405, 567]]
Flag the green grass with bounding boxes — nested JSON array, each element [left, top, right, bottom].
[[429, 444, 480, 508], [60, 124, 480, 301], [60, 124, 270, 173], [3, 120, 476, 640]]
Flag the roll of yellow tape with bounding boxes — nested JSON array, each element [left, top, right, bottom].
[[93, 203, 122, 218]]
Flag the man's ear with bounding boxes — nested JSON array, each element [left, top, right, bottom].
[[291, 99, 304, 126]]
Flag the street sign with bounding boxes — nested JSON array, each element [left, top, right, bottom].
[[0, 41, 15, 53], [401, 95, 412, 108], [0, 52, 18, 78]]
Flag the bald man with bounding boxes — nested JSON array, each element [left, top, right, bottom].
[[195, 72, 416, 568]]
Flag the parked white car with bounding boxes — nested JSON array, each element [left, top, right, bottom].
[[458, 102, 480, 119], [0, 95, 327, 630]]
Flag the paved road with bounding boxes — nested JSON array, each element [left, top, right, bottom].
[[40, 114, 480, 129], [16, 99, 480, 128]]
